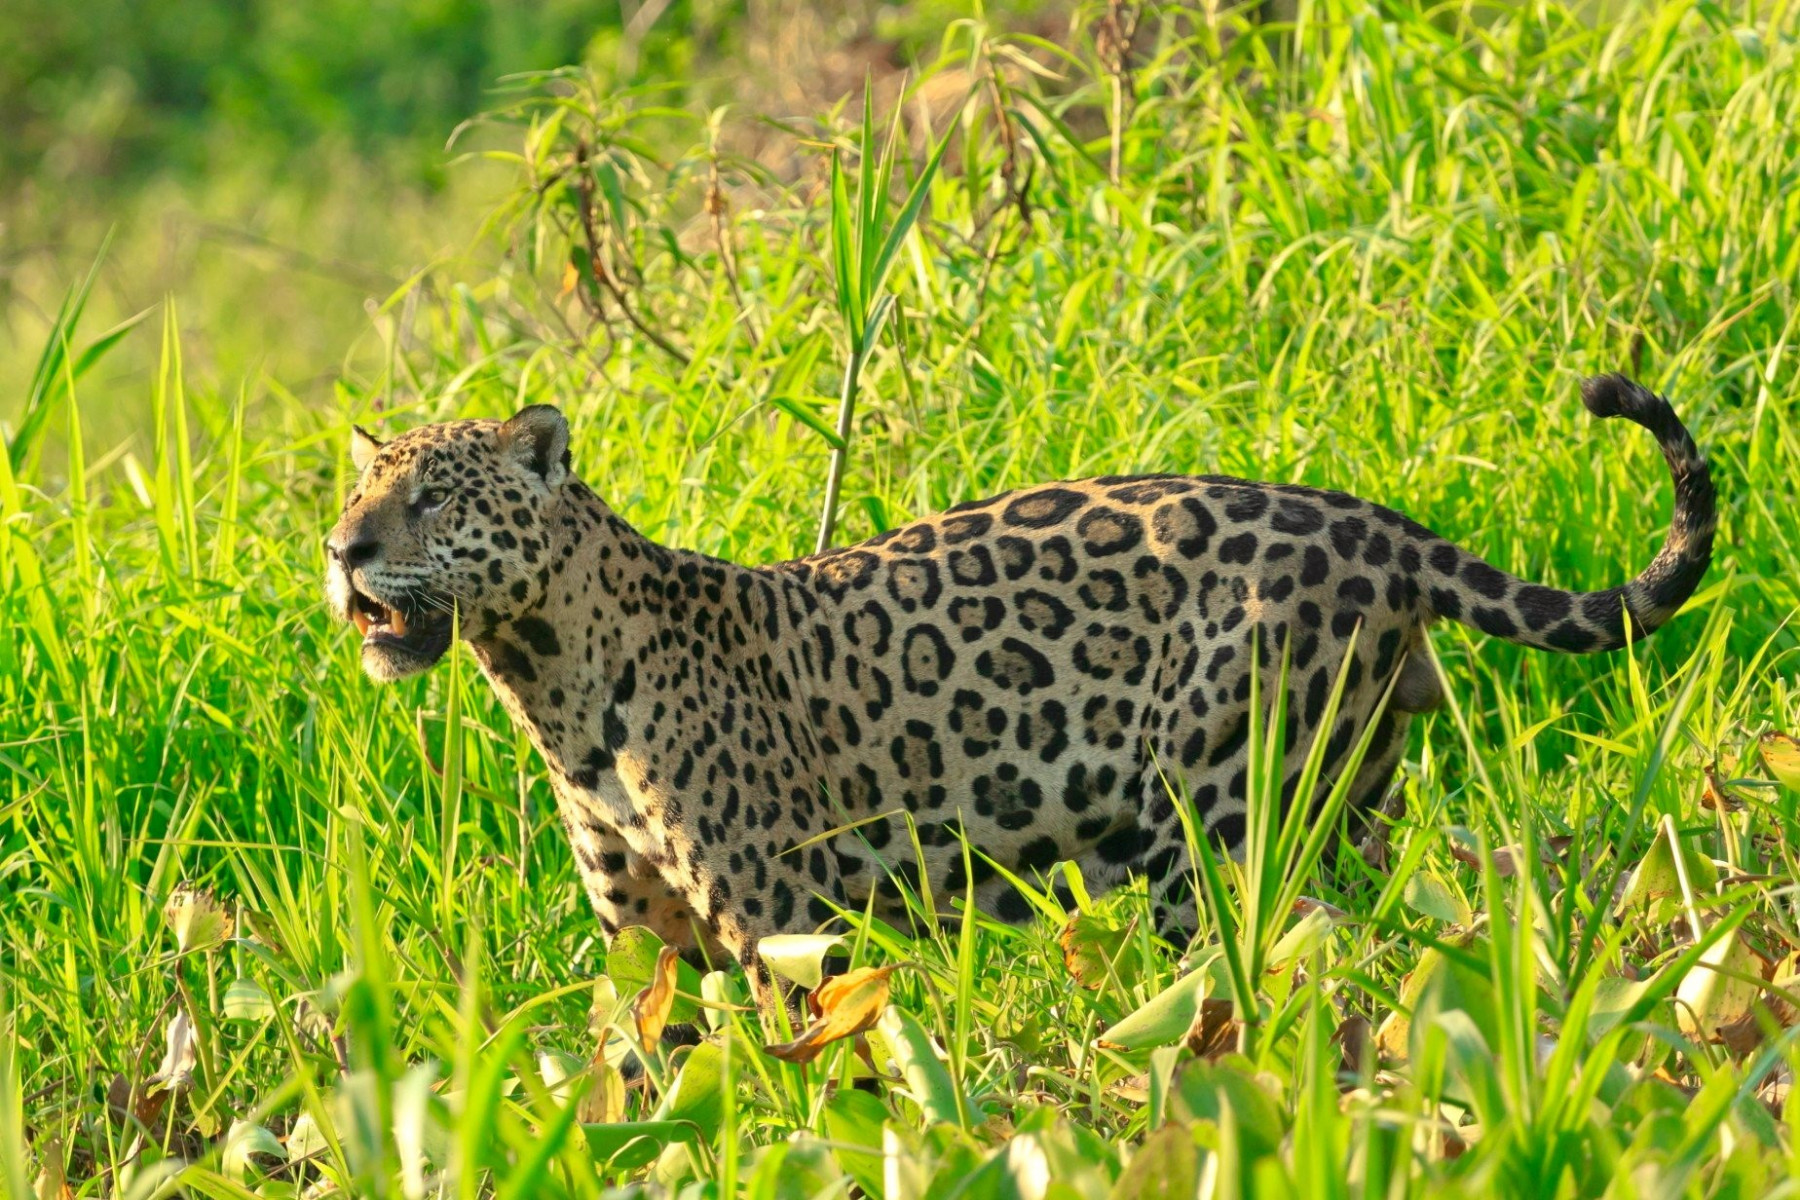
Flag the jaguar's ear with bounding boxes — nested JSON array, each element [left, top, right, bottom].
[[351, 425, 385, 473], [497, 405, 570, 488]]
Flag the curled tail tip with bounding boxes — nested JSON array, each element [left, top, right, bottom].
[[1579, 373, 1662, 421]]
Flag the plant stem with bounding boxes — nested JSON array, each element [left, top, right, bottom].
[[814, 339, 866, 555], [573, 144, 693, 368]]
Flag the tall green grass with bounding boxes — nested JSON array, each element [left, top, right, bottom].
[[6, 1, 1800, 1195]]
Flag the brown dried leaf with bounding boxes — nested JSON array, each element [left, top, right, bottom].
[[1358, 836, 1389, 874], [1770, 952, 1800, 1018], [1292, 896, 1349, 922], [1107, 1073, 1151, 1104], [764, 964, 898, 1065], [633, 945, 680, 1046], [1448, 835, 1566, 878], [1701, 764, 1744, 812], [1717, 1011, 1766, 1056], [106, 1070, 169, 1130], [1058, 911, 1136, 990], [1756, 1067, 1791, 1119], [1354, 780, 1408, 871], [1333, 1014, 1373, 1078], [1180, 997, 1238, 1060]]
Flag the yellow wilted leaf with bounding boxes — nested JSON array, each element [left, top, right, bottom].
[[633, 945, 680, 1046], [759, 933, 847, 990], [1372, 933, 1498, 1064], [165, 885, 232, 956], [578, 1056, 628, 1123], [1615, 815, 1719, 936], [1677, 930, 1766, 1047], [764, 965, 899, 1065], [31, 1136, 70, 1200], [1059, 911, 1137, 990], [559, 260, 580, 299], [1759, 733, 1800, 791]]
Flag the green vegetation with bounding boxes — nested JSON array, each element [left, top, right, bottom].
[[7, 1, 1800, 1195]]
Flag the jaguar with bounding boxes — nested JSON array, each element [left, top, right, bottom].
[[324, 374, 1713, 979]]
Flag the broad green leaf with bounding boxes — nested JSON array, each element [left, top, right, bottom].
[[1060, 911, 1140, 991], [1589, 974, 1656, 1037], [823, 1088, 888, 1197], [700, 969, 738, 1033], [1374, 936, 1501, 1065], [1401, 872, 1471, 926], [285, 1113, 329, 1162], [221, 978, 274, 1022], [744, 1135, 844, 1200], [1097, 953, 1225, 1053], [537, 1051, 585, 1099], [1167, 1059, 1285, 1163], [221, 1120, 286, 1180], [1110, 1122, 1200, 1200], [651, 1043, 726, 1138], [1267, 906, 1338, 971], [581, 1121, 701, 1173], [877, 1005, 963, 1128]]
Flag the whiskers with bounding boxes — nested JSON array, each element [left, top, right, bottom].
[[400, 587, 458, 622], [357, 568, 460, 624]]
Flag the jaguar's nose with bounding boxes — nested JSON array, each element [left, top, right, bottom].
[[341, 536, 380, 567], [326, 525, 382, 568]]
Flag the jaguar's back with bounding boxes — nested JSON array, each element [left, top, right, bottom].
[[769, 375, 1713, 934]]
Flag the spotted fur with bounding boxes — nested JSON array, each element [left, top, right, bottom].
[[324, 377, 1714, 972]]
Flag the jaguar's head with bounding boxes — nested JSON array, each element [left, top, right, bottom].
[[324, 406, 571, 681]]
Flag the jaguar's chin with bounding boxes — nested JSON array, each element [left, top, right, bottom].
[[360, 631, 451, 681]]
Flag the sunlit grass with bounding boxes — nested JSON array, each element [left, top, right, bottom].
[[6, 1, 1800, 1195]]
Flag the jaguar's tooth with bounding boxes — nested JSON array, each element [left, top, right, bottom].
[[389, 607, 408, 636], [353, 610, 371, 636]]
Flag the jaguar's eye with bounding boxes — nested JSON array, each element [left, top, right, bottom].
[[413, 487, 449, 514]]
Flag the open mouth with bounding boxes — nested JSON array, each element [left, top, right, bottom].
[[350, 587, 412, 643], [345, 583, 454, 672]]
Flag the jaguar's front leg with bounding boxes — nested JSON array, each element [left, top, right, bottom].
[[562, 810, 726, 964]]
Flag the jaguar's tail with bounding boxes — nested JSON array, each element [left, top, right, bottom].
[[1414, 375, 1715, 653]]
